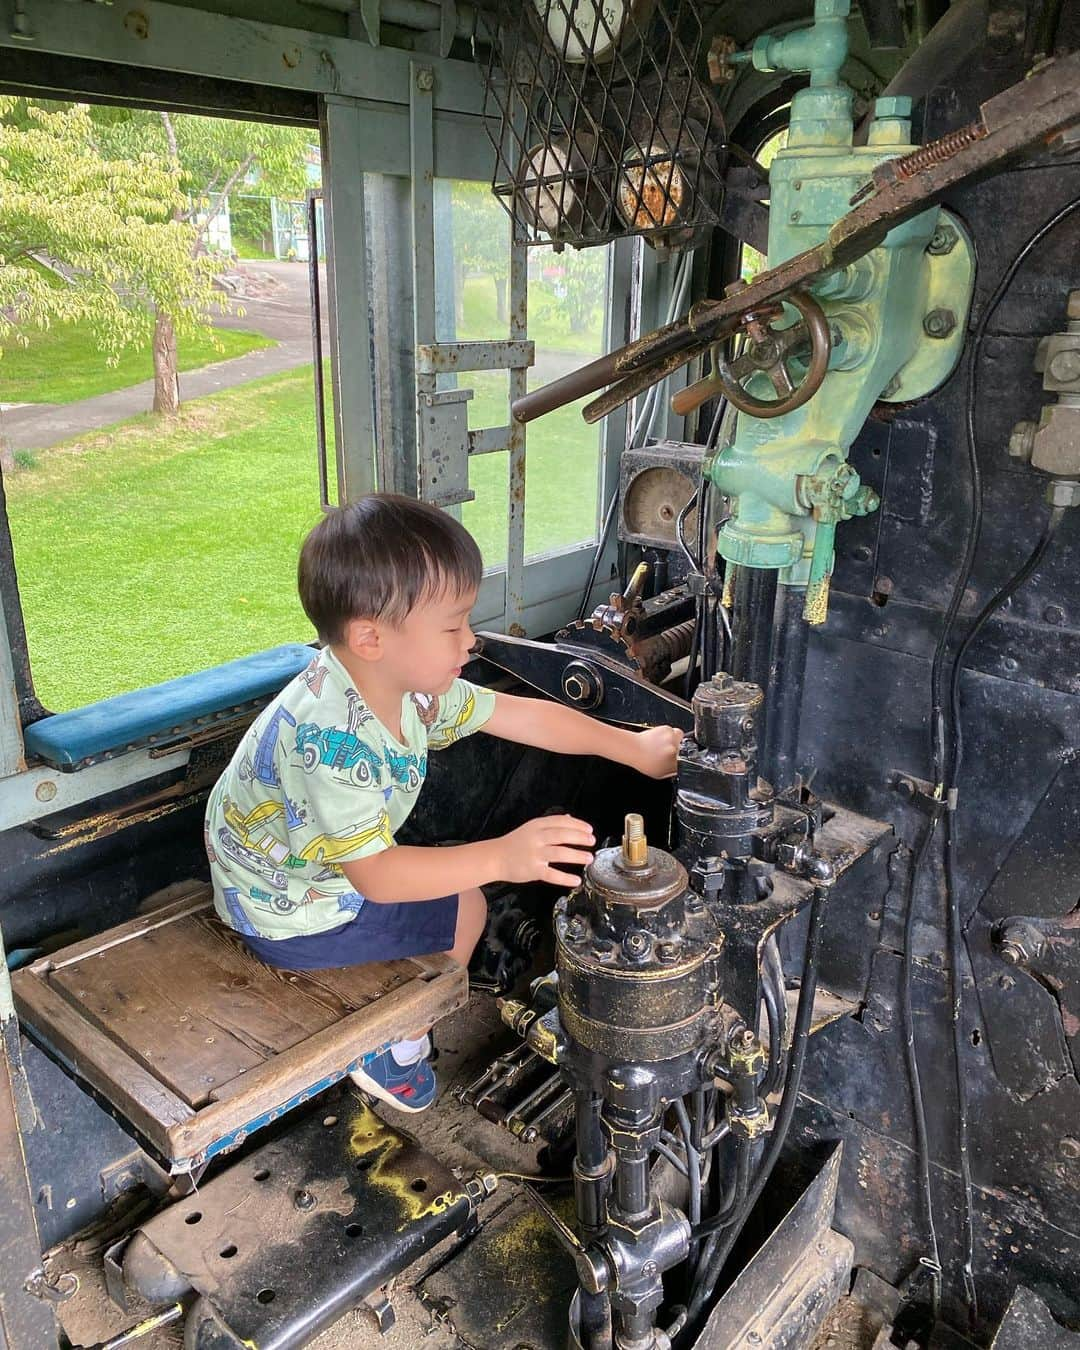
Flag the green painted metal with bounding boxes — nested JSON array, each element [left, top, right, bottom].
[[707, 0, 976, 622]]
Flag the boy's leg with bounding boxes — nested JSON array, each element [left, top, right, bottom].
[[447, 886, 488, 965], [351, 888, 488, 1112], [401, 886, 487, 1041]]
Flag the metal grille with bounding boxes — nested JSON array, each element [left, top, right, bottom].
[[478, 0, 727, 251]]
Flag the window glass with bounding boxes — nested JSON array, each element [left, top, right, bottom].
[[1, 103, 328, 710], [434, 180, 611, 567]]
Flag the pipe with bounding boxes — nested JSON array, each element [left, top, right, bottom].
[[761, 585, 810, 794], [299, 0, 479, 41], [574, 1091, 612, 1349], [729, 568, 777, 695]]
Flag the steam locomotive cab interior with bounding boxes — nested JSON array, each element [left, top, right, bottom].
[[2, 1, 1080, 1348]]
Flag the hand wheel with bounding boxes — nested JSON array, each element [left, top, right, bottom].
[[671, 289, 832, 421]]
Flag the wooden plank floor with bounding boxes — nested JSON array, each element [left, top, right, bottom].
[[12, 885, 468, 1168]]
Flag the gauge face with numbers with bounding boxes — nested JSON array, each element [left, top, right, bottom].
[[534, 0, 654, 63]]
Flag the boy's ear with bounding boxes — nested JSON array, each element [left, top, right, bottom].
[[342, 617, 383, 663]]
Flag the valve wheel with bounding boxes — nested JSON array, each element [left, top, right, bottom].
[[669, 288, 831, 421], [715, 289, 831, 418]]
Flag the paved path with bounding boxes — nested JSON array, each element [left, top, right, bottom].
[[2, 261, 324, 454], [1, 259, 592, 453]]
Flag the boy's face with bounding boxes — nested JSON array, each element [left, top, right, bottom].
[[376, 586, 479, 695]]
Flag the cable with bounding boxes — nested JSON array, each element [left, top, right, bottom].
[[941, 503, 1065, 1325], [685, 883, 830, 1326], [903, 195, 1080, 1328]]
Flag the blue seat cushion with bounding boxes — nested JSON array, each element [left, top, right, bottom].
[[23, 644, 316, 770]]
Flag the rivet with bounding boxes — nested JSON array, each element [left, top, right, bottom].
[[35, 780, 58, 802]]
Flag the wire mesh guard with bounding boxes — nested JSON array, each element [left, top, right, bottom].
[[478, 0, 728, 251]]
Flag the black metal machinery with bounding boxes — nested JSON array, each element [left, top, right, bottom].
[[475, 661, 889, 1349]]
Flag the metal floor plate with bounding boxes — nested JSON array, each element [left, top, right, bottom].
[[131, 1089, 475, 1349]]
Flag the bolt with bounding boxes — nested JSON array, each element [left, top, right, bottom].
[[1044, 604, 1066, 625], [748, 1334, 763, 1345], [875, 95, 913, 119], [294, 1188, 317, 1210], [624, 932, 648, 958], [415, 67, 434, 92], [656, 941, 681, 965], [1008, 421, 1037, 462], [1060, 1137, 1080, 1161], [853, 545, 872, 562], [565, 672, 590, 702], [35, 780, 57, 803], [1048, 349, 1080, 384], [926, 222, 959, 255], [790, 210, 801, 223], [924, 308, 957, 339], [566, 917, 587, 942], [641, 1260, 658, 1279]]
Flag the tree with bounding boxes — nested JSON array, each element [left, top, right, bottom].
[[559, 246, 607, 334], [0, 99, 311, 422], [90, 108, 311, 414], [450, 179, 510, 325], [0, 98, 224, 437]]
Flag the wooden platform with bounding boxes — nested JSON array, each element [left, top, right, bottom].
[[11, 884, 468, 1172]]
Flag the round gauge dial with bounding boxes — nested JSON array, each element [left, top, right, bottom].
[[533, 0, 655, 63]]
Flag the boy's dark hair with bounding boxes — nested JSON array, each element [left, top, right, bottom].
[[298, 493, 483, 644]]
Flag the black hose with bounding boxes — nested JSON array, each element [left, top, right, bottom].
[[685, 884, 830, 1322], [576, 487, 620, 622], [940, 503, 1065, 1324], [904, 195, 1080, 1327]]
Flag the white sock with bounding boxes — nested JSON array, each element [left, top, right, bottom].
[[389, 1035, 431, 1067]]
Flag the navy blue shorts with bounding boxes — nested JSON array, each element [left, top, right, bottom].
[[239, 895, 459, 971]]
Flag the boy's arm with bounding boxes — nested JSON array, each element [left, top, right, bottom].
[[482, 691, 684, 779], [340, 814, 595, 902]]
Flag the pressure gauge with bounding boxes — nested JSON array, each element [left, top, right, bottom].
[[519, 133, 608, 239], [616, 136, 689, 232], [533, 0, 655, 63]]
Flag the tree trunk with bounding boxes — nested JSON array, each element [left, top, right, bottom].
[[152, 312, 181, 416], [494, 275, 508, 326]]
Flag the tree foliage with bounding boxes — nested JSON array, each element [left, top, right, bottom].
[[0, 100, 313, 416], [0, 98, 223, 364]]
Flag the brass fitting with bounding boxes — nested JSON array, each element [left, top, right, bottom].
[[728, 1028, 767, 1077], [622, 813, 648, 868]]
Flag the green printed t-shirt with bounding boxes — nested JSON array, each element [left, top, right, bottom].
[[205, 646, 495, 939]]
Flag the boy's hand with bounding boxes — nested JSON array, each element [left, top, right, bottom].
[[631, 726, 684, 779], [494, 814, 595, 887]]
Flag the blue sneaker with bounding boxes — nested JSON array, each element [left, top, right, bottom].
[[350, 1046, 438, 1113]]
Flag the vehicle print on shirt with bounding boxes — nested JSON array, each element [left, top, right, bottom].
[[221, 886, 259, 937], [299, 658, 329, 697], [337, 890, 366, 915], [427, 689, 479, 748], [236, 706, 304, 828], [216, 827, 290, 890], [411, 692, 439, 729], [294, 721, 383, 786], [296, 812, 393, 864], [223, 798, 293, 865], [249, 884, 299, 914], [383, 745, 425, 790]]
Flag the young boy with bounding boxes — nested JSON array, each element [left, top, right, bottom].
[[205, 493, 682, 1112]]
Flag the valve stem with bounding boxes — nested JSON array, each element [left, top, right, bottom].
[[622, 813, 648, 867]]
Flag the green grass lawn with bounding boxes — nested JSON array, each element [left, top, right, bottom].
[[1, 320, 274, 406], [7, 364, 601, 711], [456, 274, 605, 356]]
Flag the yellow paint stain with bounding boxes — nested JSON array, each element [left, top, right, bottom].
[[348, 1102, 458, 1227]]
